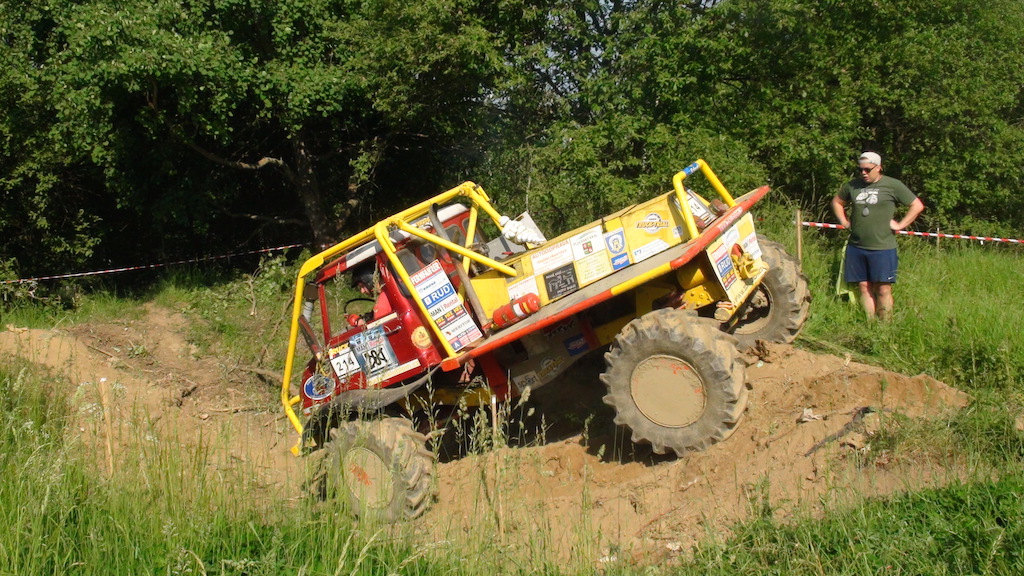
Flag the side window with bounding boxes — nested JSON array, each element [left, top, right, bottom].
[[445, 224, 466, 247], [419, 243, 438, 265], [397, 248, 423, 277]]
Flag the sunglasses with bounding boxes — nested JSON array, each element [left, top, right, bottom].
[[857, 166, 877, 173]]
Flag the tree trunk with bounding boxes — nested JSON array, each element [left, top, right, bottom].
[[292, 132, 335, 248]]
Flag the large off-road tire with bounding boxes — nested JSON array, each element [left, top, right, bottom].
[[730, 235, 810, 350], [319, 418, 435, 521], [601, 309, 747, 456]]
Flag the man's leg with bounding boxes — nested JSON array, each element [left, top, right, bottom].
[[858, 281, 876, 319], [874, 282, 894, 320]]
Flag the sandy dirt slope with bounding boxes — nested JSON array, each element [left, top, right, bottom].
[[1, 305, 969, 564]]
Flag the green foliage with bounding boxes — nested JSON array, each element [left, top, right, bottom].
[[178, 254, 297, 366], [670, 0, 1024, 228], [0, 0, 516, 277], [487, 119, 766, 234], [4, 0, 1024, 283]]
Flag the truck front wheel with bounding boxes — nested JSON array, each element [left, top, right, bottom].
[[316, 418, 435, 521], [730, 235, 810, 350], [601, 309, 747, 456]]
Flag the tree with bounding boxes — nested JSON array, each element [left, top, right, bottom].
[[1, 0, 513, 277], [481, 0, 765, 233], [627, 0, 1024, 228]]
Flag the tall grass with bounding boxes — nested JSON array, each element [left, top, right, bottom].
[[0, 360, 484, 576]]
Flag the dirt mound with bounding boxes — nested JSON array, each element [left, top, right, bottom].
[[426, 343, 969, 563], [1, 310, 970, 565], [1, 306, 296, 490]]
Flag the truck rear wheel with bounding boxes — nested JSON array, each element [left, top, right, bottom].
[[601, 309, 747, 456], [319, 418, 435, 521], [730, 235, 810, 350]]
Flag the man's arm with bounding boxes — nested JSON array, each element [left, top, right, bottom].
[[831, 195, 850, 228], [891, 198, 925, 231]]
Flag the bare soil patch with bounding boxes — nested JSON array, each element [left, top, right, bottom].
[[2, 307, 970, 564]]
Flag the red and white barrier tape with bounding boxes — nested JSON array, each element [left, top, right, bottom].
[[802, 222, 1023, 245], [1, 243, 306, 285]]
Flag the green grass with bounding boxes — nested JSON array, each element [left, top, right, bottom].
[[669, 474, 1024, 575], [0, 287, 143, 329], [0, 361, 504, 576], [755, 199, 1024, 391]]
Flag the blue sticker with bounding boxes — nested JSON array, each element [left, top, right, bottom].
[[605, 229, 626, 255], [303, 374, 336, 401], [563, 334, 590, 357], [610, 252, 630, 270], [422, 282, 455, 309]]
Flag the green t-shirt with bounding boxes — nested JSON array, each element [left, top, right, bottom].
[[839, 175, 918, 250]]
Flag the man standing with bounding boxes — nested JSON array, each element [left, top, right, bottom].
[[831, 151, 925, 320]]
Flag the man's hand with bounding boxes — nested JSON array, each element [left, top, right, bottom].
[[892, 198, 926, 232], [830, 195, 851, 229]]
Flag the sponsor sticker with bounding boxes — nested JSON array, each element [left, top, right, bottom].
[[303, 374, 336, 401], [632, 239, 670, 262], [570, 226, 604, 260], [513, 370, 541, 391], [543, 264, 579, 299], [349, 326, 399, 379], [574, 251, 612, 286], [538, 357, 565, 379], [530, 240, 573, 275], [507, 275, 540, 300], [605, 229, 627, 255], [635, 213, 671, 235], [563, 334, 589, 357], [411, 259, 483, 351]]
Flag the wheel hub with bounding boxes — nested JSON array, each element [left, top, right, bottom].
[[735, 285, 773, 334], [630, 354, 706, 427], [343, 447, 394, 509]]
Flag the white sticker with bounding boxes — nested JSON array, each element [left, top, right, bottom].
[[513, 370, 541, 391], [367, 359, 422, 387], [328, 344, 360, 378], [507, 275, 540, 300], [411, 260, 483, 352], [530, 240, 573, 275], [632, 239, 670, 262], [570, 226, 604, 260]]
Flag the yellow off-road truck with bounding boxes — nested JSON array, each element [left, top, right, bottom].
[[280, 159, 810, 520]]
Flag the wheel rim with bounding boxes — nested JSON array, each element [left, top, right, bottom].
[[342, 447, 394, 509], [735, 284, 773, 335], [630, 354, 706, 427]]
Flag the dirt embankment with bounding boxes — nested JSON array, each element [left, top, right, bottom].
[[2, 306, 970, 564]]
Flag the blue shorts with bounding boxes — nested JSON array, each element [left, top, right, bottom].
[[844, 244, 898, 284]]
